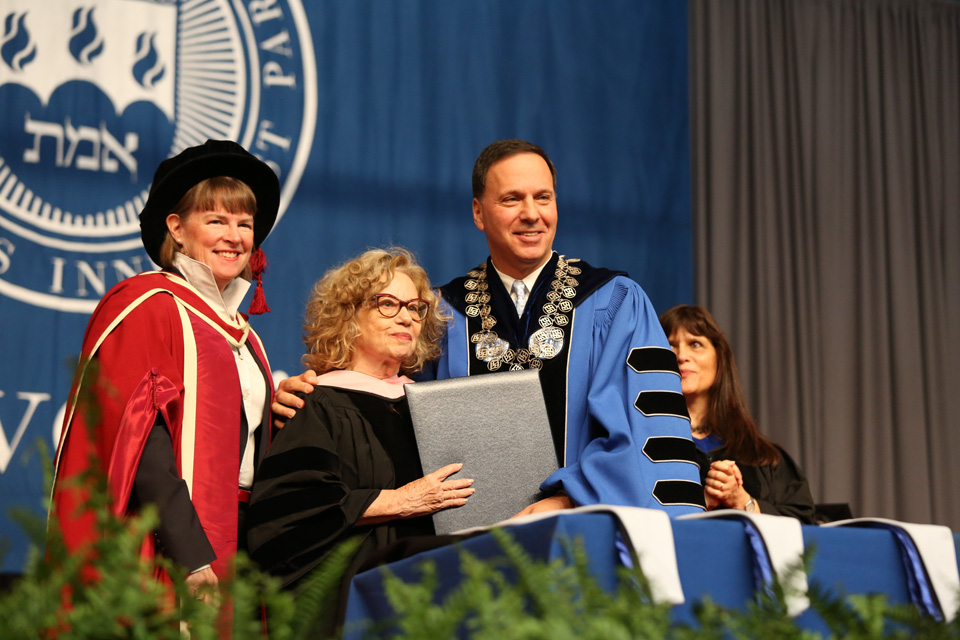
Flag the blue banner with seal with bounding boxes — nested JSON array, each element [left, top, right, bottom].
[[0, 0, 691, 571]]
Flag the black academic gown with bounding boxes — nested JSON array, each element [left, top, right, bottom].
[[245, 386, 435, 587]]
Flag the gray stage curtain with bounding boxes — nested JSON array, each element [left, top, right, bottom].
[[690, 0, 960, 528]]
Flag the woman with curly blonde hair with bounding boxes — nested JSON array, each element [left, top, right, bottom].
[[300, 247, 446, 376], [246, 248, 473, 589]]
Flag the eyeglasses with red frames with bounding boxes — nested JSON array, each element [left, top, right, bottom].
[[371, 293, 430, 321]]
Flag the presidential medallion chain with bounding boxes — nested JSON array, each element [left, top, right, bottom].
[[464, 256, 582, 371]]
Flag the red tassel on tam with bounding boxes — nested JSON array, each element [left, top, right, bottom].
[[247, 247, 270, 315]]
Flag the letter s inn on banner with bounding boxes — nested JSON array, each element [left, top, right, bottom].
[[0, 0, 316, 571]]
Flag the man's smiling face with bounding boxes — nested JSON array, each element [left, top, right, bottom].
[[472, 152, 558, 280]]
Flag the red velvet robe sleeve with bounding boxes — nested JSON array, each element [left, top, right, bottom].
[[52, 281, 189, 571]]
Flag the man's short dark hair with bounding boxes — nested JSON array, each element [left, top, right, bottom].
[[472, 139, 557, 199]]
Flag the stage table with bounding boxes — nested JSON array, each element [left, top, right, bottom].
[[342, 512, 958, 636]]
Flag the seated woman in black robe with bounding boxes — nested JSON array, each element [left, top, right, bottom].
[[246, 248, 474, 587], [659, 305, 815, 523]]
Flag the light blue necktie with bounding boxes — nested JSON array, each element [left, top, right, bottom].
[[511, 279, 528, 317]]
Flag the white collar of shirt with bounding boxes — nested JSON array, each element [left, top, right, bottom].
[[172, 252, 251, 322], [173, 253, 262, 489], [492, 254, 552, 302]]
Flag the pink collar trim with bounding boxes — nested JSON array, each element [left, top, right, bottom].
[[314, 370, 413, 399]]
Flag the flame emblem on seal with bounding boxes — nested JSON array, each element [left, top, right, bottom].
[[1, 12, 37, 72], [133, 32, 165, 89], [69, 7, 104, 65]]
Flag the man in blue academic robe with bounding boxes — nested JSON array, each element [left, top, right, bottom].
[[426, 139, 704, 516]]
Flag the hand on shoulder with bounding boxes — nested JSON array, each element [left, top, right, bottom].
[[271, 369, 320, 428]]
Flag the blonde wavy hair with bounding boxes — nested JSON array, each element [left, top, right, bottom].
[[302, 247, 448, 375]]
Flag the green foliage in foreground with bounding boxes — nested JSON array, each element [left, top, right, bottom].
[[3, 442, 959, 638], [2, 494, 359, 640], [4, 509, 960, 640], [0, 439, 356, 640]]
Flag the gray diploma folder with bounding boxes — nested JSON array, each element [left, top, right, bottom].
[[404, 369, 559, 534]]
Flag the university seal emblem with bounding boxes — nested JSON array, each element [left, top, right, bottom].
[[0, 0, 316, 312]]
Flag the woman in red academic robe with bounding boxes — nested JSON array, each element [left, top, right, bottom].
[[51, 140, 279, 603]]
